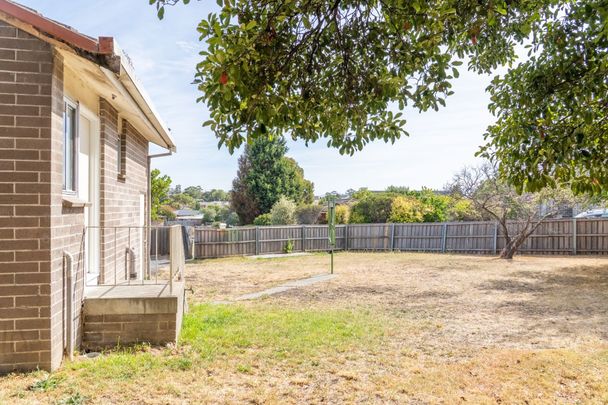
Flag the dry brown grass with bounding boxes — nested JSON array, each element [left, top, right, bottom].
[[191, 253, 608, 350], [2, 252, 608, 404]]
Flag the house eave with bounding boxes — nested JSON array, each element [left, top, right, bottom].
[[112, 40, 176, 152], [0, 0, 176, 152]]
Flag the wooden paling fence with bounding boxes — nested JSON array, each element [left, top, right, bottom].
[[193, 218, 608, 259], [150, 225, 194, 259]]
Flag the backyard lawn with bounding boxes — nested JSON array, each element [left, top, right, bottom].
[[1, 252, 608, 404]]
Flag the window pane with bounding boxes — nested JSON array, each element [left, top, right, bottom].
[[63, 104, 76, 191]]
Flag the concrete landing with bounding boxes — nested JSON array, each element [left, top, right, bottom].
[[82, 281, 186, 351], [230, 273, 337, 302], [85, 280, 183, 299]]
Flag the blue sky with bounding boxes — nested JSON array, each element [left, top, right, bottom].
[[19, 0, 496, 194]]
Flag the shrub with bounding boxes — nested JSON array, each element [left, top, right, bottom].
[[270, 196, 297, 225], [335, 205, 350, 224], [447, 198, 482, 221], [159, 206, 176, 220], [283, 240, 294, 253], [295, 204, 324, 224], [226, 212, 240, 226], [253, 213, 272, 226], [388, 196, 425, 223], [201, 207, 217, 223], [415, 189, 451, 222], [350, 194, 394, 223]]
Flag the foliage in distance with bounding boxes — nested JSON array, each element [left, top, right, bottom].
[[151, 168, 172, 221], [269, 196, 298, 225], [449, 162, 596, 258]]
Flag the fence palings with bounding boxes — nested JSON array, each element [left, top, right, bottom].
[[192, 219, 608, 259]]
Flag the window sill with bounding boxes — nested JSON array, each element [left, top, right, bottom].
[[62, 195, 90, 208]]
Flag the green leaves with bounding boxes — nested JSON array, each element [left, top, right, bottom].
[[150, 169, 172, 221], [150, 0, 608, 196], [231, 136, 314, 224], [171, 0, 547, 154], [482, 0, 608, 194]]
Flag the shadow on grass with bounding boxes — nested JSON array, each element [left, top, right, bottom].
[[479, 264, 608, 338]]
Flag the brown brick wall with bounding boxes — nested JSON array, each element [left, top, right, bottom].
[[0, 20, 55, 373], [1, 19, 151, 373], [82, 313, 176, 351], [99, 102, 148, 284], [48, 51, 86, 371]]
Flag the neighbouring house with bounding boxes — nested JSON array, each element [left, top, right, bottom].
[[0, 0, 186, 373], [575, 208, 608, 219], [175, 208, 202, 220], [166, 208, 204, 227]]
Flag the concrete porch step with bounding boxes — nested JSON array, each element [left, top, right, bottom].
[[82, 281, 186, 351]]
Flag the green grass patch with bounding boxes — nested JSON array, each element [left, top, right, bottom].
[[41, 303, 380, 389], [28, 374, 63, 392], [60, 345, 192, 385], [180, 303, 382, 361]]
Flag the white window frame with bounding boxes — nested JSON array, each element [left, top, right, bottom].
[[63, 98, 79, 194]]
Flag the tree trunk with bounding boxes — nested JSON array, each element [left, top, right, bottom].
[[500, 233, 530, 259], [498, 218, 547, 259], [499, 242, 518, 259], [499, 230, 530, 259]]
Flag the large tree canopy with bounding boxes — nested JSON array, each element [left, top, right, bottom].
[[152, 0, 541, 152], [152, 0, 607, 193], [480, 0, 608, 194]]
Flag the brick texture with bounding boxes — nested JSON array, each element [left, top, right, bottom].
[[0, 19, 151, 373], [82, 313, 176, 351], [99, 104, 148, 284], [0, 20, 54, 373], [48, 48, 85, 372]]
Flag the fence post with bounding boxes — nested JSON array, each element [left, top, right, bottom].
[[301, 225, 306, 252], [493, 222, 498, 255], [572, 217, 577, 255], [441, 223, 447, 253], [255, 226, 260, 256], [345, 224, 349, 251]]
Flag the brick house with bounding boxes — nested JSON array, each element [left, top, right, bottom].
[[0, 0, 182, 373]]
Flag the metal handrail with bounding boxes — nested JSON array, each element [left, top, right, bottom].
[[83, 225, 185, 291]]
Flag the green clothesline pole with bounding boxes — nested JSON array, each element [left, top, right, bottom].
[[328, 197, 336, 275]]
